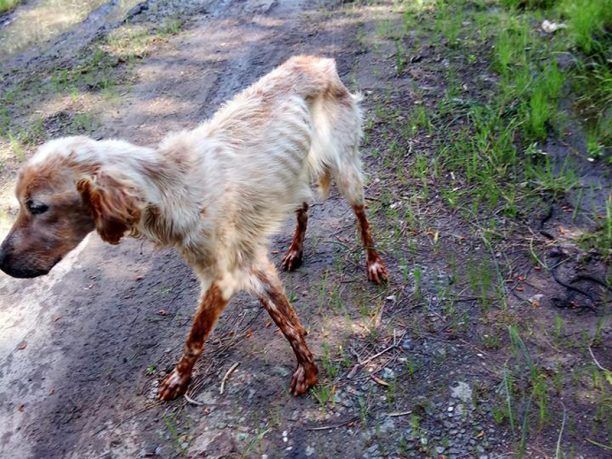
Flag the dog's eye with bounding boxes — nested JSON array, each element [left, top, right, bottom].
[[27, 200, 49, 215]]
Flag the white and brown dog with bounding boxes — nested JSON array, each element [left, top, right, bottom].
[[0, 56, 387, 400]]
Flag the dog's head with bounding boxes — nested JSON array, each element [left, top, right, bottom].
[[0, 137, 144, 278]]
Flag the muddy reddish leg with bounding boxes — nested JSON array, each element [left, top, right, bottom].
[[254, 264, 318, 395], [353, 204, 388, 284], [281, 202, 308, 271], [158, 284, 228, 400]]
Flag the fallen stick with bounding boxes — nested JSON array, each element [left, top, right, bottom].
[[305, 417, 358, 431], [387, 410, 412, 417], [184, 394, 204, 406], [346, 331, 406, 379], [220, 362, 240, 395], [360, 331, 406, 366], [588, 345, 608, 372]]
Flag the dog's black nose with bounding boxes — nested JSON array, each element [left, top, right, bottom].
[[0, 246, 8, 274], [0, 245, 48, 278]]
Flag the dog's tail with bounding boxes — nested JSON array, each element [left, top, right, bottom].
[[287, 56, 363, 200]]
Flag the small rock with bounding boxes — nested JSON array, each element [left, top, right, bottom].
[[305, 446, 315, 457], [382, 368, 396, 379], [139, 446, 157, 458], [541, 20, 566, 33], [379, 417, 395, 433], [401, 338, 412, 350], [451, 382, 472, 404], [529, 294, 544, 308]]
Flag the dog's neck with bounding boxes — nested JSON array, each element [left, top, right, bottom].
[[91, 138, 209, 247]]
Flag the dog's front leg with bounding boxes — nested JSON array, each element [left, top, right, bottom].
[[159, 282, 230, 400], [252, 261, 318, 395]]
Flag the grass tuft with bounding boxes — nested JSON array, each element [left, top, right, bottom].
[[0, 0, 20, 14]]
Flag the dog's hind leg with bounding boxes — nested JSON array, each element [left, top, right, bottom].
[[252, 260, 318, 395], [281, 202, 309, 271], [334, 159, 388, 284], [159, 281, 231, 400]]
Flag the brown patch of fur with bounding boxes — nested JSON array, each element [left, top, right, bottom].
[[77, 173, 142, 245], [353, 204, 388, 284], [282, 202, 308, 271], [253, 267, 317, 395], [158, 284, 228, 399]]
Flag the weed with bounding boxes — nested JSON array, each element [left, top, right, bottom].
[[0, 0, 19, 14], [482, 333, 501, 350], [562, 0, 611, 55], [526, 156, 579, 196], [162, 412, 188, 454], [578, 195, 611, 257], [395, 39, 407, 76], [145, 365, 156, 375], [412, 266, 422, 300], [242, 428, 270, 457], [321, 342, 341, 380], [358, 395, 369, 425], [70, 112, 98, 134], [311, 383, 335, 411], [159, 17, 184, 36]]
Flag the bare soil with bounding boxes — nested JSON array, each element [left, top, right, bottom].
[[0, 1, 609, 458]]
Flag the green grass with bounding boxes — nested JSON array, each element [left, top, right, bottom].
[[0, 0, 20, 14], [578, 195, 612, 258], [497, 325, 555, 456], [562, 0, 612, 55]]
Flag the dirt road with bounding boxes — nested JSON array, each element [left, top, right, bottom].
[[0, 1, 386, 457]]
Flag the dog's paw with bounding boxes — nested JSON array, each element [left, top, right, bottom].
[[367, 257, 388, 284], [158, 369, 191, 401], [281, 248, 303, 271], [290, 362, 318, 396]]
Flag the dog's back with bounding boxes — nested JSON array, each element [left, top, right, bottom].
[[201, 55, 363, 199], [151, 56, 368, 271]]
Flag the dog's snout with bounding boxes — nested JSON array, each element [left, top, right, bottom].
[[0, 243, 15, 277], [0, 245, 7, 272], [0, 238, 50, 279]]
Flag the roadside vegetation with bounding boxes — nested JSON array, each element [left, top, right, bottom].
[[0, 14, 184, 176], [350, 0, 610, 455], [0, 0, 20, 15]]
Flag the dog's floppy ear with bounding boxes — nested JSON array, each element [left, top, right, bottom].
[[77, 172, 143, 245]]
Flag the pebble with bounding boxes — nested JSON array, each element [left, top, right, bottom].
[[382, 368, 396, 379], [451, 382, 472, 403], [379, 417, 396, 433]]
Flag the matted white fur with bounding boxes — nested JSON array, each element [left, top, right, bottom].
[[25, 56, 366, 287]]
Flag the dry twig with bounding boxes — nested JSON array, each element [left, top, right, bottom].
[[219, 362, 240, 394]]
